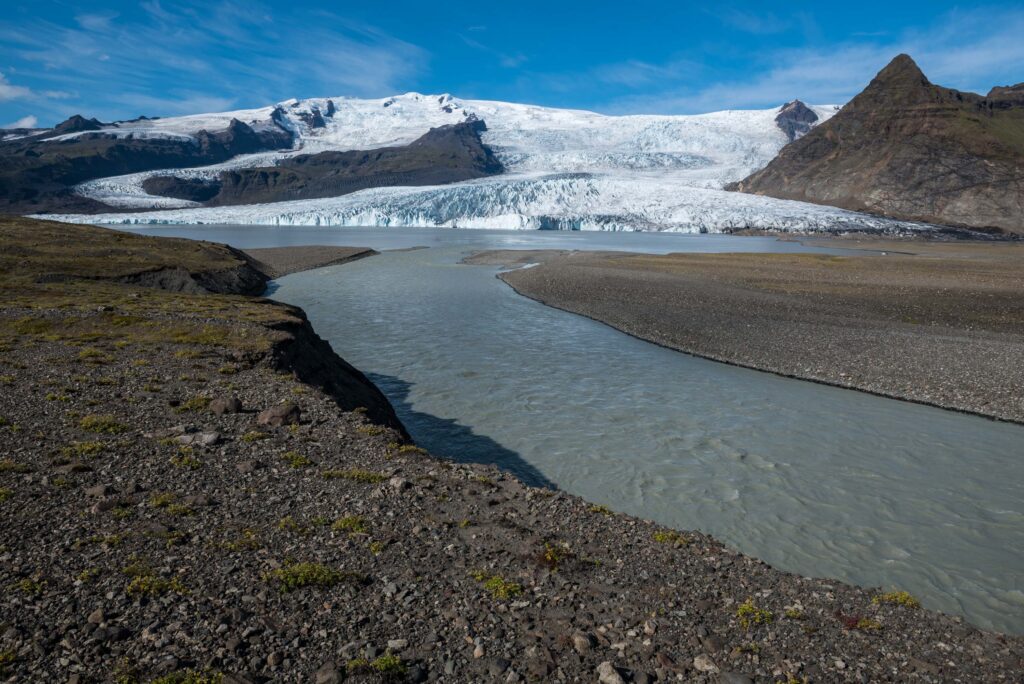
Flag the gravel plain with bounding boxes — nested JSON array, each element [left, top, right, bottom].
[[471, 239, 1024, 423], [1, 220, 1022, 682]]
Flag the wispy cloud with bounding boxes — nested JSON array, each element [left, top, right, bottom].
[[567, 6, 1024, 114], [0, 71, 33, 102], [3, 114, 37, 128], [0, 0, 427, 123], [459, 33, 527, 69]]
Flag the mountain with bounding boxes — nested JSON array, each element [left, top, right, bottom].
[[728, 55, 1024, 234], [3, 92, 942, 234]]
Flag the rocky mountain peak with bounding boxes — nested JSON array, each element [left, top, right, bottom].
[[775, 100, 819, 142], [52, 115, 104, 134]]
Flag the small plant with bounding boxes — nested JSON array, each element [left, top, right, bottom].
[[77, 567, 100, 582], [150, 670, 225, 684], [357, 425, 386, 436], [470, 570, 523, 600], [0, 650, 15, 675], [264, 562, 364, 592], [217, 364, 238, 375], [78, 347, 113, 364], [123, 561, 188, 597], [281, 451, 312, 468], [369, 541, 385, 555], [538, 542, 571, 571], [221, 529, 261, 552], [241, 430, 270, 442], [149, 492, 177, 508], [322, 468, 387, 483], [79, 414, 128, 434], [589, 504, 613, 515], [784, 608, 805, 620], [12, 577, 45, 595], [736, 598, 774, 629], [0, 459, 32, 473], [872, 590, 920, 608], [60, 441, 104, 458], [175, 396, 210, 413], [170, 453, 202, 469], [395, 444, 427, 455], [835, 611, 883, 631], [165, 503, 195, 517], [346, 652, 407, 678], [332, 515, 368, 534], [652, 530, 688, 545]]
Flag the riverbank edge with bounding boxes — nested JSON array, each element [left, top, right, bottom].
[[468, 247, 1024, 427]]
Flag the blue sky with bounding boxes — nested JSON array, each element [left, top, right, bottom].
[[2, 1, 1023, 127]]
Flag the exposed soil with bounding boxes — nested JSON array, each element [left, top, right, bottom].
[[1, 219, 1022, 682], [470, 240, 1024, 423]]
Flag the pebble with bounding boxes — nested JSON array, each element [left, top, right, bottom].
[[597, 661, 626, 684]]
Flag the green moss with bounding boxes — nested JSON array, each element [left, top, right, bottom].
[[652, 530, 687, 545], [0, 650, 15, 675], [79, 414, 128, 434], [321, 468, 386, 483], [356, 425, 386, 436], [369, 541, 385, 555], [123, 564, 188, 597], [150, 670, 224, 684], [78, 347, 114, 364], [1, 487, 14, 503], [241, 430, 270, 442], [170, 453, 201, 469], [175, 396, 210, 413], [471, 570, 523, 600], [784, 608, 805, 620], [346, 653, 406, 678], [221, 529, 261, 552], [149, 492, 176, 508], [281, 451, 312, 468], [264, 562, 364, 593], [0, 459, 32, 473], [736, 598, 774, 629], [12, 578, 45, 595], [856, 617, 883, 631], [538, 542, 571, 571], [588, 504, 613, 515], [872, 590, 920, 608], [60, 441, 104, 458], [332, 515, 368, 534], [165, 504, 195, 517]]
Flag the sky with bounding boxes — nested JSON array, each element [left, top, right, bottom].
[[2, 1, 1023, 128]]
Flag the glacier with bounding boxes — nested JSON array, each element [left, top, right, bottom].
[[43, 93, 933, 233]]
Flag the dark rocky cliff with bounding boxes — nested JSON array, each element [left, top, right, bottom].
[[143, 120, 503, 207], [0, 117, 293, 214], [729, 55, 1024, 234]]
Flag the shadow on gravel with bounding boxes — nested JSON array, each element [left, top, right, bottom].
[[368, 372, 558, 490]]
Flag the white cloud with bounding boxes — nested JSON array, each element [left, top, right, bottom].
[[3, 114, 37, 128], [0, 71, 33, 102], [0, 0, 427, 120]]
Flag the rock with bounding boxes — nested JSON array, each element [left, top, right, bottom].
[[210, 396, 243, 416], [387, 638, 408, 650], [86, 608, 105, 625], [597, 661, 626, 684], [85, 484, 115, 498], [90, 498, 117, 514], [571, 632, 593, 654], [314, 662, 342, 684], [719, 674, 754, 684], [236, 460, 259, 474], [693, 654, 719, 673], [176, 432, 220, 447], [488, 658, 510, 676], [700, 635, 725, 653], [473, 643, 485, 658], [257, 402, 300, 427], [266, 651, 284, 668], [389, 476, 411, 492]]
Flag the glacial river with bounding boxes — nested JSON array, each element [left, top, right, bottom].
[[112, 225, 1024, 634]]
